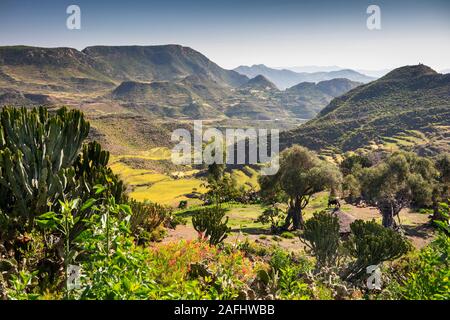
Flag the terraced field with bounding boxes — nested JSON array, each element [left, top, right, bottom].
[[109, 148, 261, 206]]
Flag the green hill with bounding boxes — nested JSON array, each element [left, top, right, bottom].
[[281, 78, 362, 118], [241, 75, 279, 91]]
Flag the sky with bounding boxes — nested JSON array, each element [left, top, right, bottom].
[[0, 0, 449, 71]]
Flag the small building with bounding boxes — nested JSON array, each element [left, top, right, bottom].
[[332, 209, 357, 237]]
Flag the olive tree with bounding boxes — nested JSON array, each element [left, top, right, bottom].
[[436, 153, 450, 200], [259, 145, 342, 230], [360, 151, 438, 228], [432, 153, 450, 221]]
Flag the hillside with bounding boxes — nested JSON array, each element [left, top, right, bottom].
[[0, 46, 115, 93], [0, 45, 248, 94], [112, 81, 195, 104], [281, 78, 362, 118], [280, 65, 450, 154], [240, 75, 279, 91], [234, 64, 374, 89]]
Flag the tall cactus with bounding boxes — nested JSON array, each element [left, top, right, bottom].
[[73, 141, 126, 202], [0, 107, 89, 224], [69, 141, 127, 240]]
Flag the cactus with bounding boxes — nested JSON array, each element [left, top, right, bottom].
[[73, 141, 126, 202], [343, 219, 411, 280], [0, 107, 89, 226], [69, 141, 127, 240], [192, 206, 230, 246], [301, 210, 340, 269], [129, 200, 170, 245]]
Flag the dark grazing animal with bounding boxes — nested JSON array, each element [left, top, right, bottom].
[[328, 198, 341, 208]]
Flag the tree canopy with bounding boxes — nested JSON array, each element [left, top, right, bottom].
[[360, 151, 438, 228]]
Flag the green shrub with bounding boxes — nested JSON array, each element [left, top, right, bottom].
[[399, 233, 450, 300], [70, 141, 127, 240], [344, 219, 411, 280], [433, 202, 449, 234], [301, 211, 340, 269], [268, 249, 314, 299], [192, 206, 230, 246], [255, 206, 286, 233], [281, 231, 295, 239], [178, 200, 188, 209], [129, 200, 171, 245], [0, 107, 89, 233]]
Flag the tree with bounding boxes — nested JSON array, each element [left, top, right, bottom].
[[360, 152, 438, 228], [340, 153, 372, 177], [342, 174, 361, 203], [433, 154, 450, 221], [259, 145, 342, 230], [203, 163, 240, 204]]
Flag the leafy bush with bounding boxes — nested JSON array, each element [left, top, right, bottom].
[[301, 211, 340, 269], [266, 249, 314, 299], [255, 205, 286, 233], [281, 231, 295, 239], [433, 202, 449, 234], [129, 200, 172, 245], [344, 220, 411, 280], [398, 233, 449, 300], [178, 200, 188, 209], [150, 240, 255, 299]]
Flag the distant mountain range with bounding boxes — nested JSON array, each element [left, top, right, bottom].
[[234, 64, 375, 89], [280, 64, 450, 155], [279, 66, 342, 73], [0, 45, 362, 120], [279, 66, 392, 78]]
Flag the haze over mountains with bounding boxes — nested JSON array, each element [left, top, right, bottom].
[[234, 64, 375, 90]]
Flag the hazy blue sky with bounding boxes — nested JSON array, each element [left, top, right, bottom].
[[0, 0, 449, 71]]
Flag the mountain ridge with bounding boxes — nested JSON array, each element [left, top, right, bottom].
[[234, 64, 374, 89]]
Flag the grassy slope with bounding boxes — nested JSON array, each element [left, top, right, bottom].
[[281, 65, 450, 154]]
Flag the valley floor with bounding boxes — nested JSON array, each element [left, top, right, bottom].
[[158, 197, 435, 252]]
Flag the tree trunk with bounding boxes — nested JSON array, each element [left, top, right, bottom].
[[283, 206, 294, 230], [380, 201, 399, 229], [431, 190, 445, 221], [284, 200, 304, 230], [382, 210, 395, 228]]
